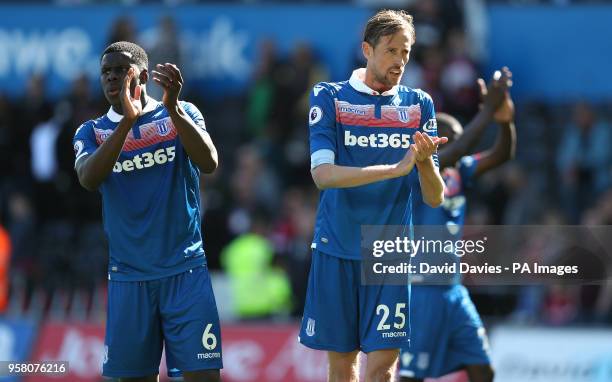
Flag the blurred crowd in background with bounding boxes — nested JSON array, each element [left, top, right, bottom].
[[15, 1, 612, 6], [0, 0, 611, 327]]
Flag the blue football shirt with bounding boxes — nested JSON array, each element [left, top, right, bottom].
[[413, 154, 480, 234], [309, 68, 439, 259], [412, 154, 480, 283], [73, 97, 208, 281]]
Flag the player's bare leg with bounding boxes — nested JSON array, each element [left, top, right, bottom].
[[365, 349, 399, 382], [465, 364, 494, 382], [183, 370, 221, 382], [117, 376, 158, 382], [327, 350, 360, 382]]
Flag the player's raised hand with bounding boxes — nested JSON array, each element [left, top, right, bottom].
[[152, 63, 183, 109], [411, 131, 448, 162], [478, 66, 513, 116], [492, 92, 515, 124], [120, 67, 142, 121]]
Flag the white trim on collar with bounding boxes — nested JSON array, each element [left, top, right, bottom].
[[106, 96, 160, 123], [348, 68, 399, 96]]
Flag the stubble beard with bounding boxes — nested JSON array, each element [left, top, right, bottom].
[[374, 67, 394, 89]]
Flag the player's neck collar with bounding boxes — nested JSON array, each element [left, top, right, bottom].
[[349, 68, 399, 96], [106, 96, 160, 123]]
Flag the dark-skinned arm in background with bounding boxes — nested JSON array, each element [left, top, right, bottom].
[[472, 92, 516, 177], [438, 67, 513, 170]]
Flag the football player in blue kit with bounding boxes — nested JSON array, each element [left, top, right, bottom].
[[299, 10, 448, 382], [399, 68, 515, 382], [73, 41, 222, 382]]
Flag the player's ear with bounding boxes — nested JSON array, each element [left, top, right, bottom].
[[362, 41, 373, 61], [139, 68, 148, 85]]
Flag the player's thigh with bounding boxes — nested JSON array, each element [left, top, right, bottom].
[[359, 281, 409, 352], [465, 364, 494, 382], [447, 286, 491, 368], [103, 280, 163, 379], [160, 265, 223, 374], [183, 369, 221, 382], [398, 286, 450, 379], [115, 376, 158, 382], [299, 251, 360, 352]]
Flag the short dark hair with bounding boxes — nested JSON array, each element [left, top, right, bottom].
[[363, 9, 415, 48], [101, 41, 148, 70]]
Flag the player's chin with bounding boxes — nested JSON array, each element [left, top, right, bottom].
[[104, 93, 120, 105], [387, 72, 403, 85]]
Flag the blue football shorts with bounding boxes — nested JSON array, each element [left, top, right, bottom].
[[103, 264, 223, 378], [299, 250, 410, 353], [399, 284, 490, 379]]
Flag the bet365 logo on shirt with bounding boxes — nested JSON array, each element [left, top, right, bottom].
[[113, 146, 176, 173], [344, 130, 411, 149]]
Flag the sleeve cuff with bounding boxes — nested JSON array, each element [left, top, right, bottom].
[[310, 149, 335, 170], [74, 152, 89, 168]]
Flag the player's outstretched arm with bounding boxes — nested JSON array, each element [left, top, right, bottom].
[[438, 67, 512, 169], [152, 63, 218, 173], [76, 69, 142, 191], [414, 131, 448, 207], [472, 90, 516, 177], [311, 150, 416, 189]]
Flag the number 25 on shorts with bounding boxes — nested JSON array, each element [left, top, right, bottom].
[[376, 303, 406, 331]]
